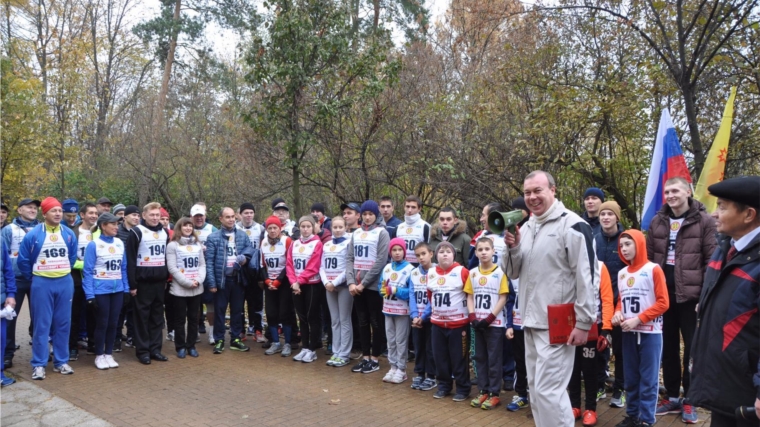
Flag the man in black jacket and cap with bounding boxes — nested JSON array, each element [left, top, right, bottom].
[[688, 176, 760, 426]]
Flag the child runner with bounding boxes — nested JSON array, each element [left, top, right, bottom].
[[427, 241, 471, 401], [321, 217, 352, 367], [379, 237, 413, 383], [166, 217, 206, 358], [466, 237, 508, 410], [82, 213, 129, 370], [261, 216, 293, 356], [346, 200, 390, 374], [409, 242, 437, 391], [612, 230, 669, 427], [569, 261, 614, 426], [286, 216, 324, 363]]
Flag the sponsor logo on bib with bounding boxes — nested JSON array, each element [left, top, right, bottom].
[[99, 271, 106, 276], [86, 234, 92, 241], [437, 277, 445, 285], [361, 232, 367, 238], [478, 276, 488, 286], [270, 245, 276, 252], [40, 259, 47, 265], [391, 272, 398, 280], [420, 275, 427, 284], [330, 245, 336, 252], [153, 232, 159, 238], [180, 268, 185, 273], [627, 277, 635, 287], [246, 230, 251, 236], [144, 256, 150, 261], [108, 246, 116, 254], [670, 222, 681, 231], [298, 246, 305, 253], [406, 227, 413, 234], [187, 246, 193, 251], [50, 235, 59, 242]]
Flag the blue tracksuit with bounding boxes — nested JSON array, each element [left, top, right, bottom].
[[18, 224, 77, 368]]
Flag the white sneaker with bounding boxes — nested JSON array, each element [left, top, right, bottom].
[[95, 355, 109, 370], [383, 367, 397, 382], [32, 366, 46, 380], [391, 370, 408, 384], [105, 355, 119, 368], [301, 350, 317, 363], [54, 363, 74, 375], [208, 334, 216, 345], [166, 331, 175, 342], [292, 348, 308, 361], [281, 343, 292, 357]]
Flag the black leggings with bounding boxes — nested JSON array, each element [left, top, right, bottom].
[[264, 279, 293, 328], [292, 284, 325, 351], [354, 289, 385, 357], [569, 341, 599, 411]]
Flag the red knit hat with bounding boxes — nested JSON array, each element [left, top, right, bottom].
[[265, 215, 282, 229], [40, 197, 62, 215], [388, 237, 407, 257], [160, 208, 170, 218]]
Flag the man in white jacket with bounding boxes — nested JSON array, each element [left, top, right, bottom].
[[504, 171, 598, 427]]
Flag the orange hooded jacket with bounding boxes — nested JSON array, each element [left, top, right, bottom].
[[615, 229, 669, 324]]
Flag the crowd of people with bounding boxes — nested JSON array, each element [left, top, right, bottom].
[[0, 171, 759, 427]]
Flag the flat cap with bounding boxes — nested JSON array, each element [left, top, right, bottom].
[[708, 176, 760, 209]]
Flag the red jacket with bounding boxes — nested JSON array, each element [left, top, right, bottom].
[[286, 234, 323, 285]]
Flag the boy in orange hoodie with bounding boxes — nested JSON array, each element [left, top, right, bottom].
[[569, 261, 614, 426], [612, 230, 669, 427]]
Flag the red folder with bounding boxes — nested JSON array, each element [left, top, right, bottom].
[[548, 303, 598, 345]]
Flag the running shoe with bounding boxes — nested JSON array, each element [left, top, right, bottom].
[[54, 363, 74, 375], [390, 370, 407, 384], [411, 376, 424, 390], [419, 378, 438, 391], [32, 367, 45, 380], [506, 395, 529, 412], [213, 340, 224, 354], [471, 391, 488, 408], [292, 348, 309, 361], [281, 343, 292, 357], [265, 343, 282, 355], [656, 398, 682, 415], [361, 359, 379, 374], [302, 350, 317, 363], [610, 389, 626, 408], [230, 338, 249, 352], [681, 403, 698, 424], [481, 394, 500, 410], [582, 410, 597, 426], [352, 359, 369, 373], [95, 355, 109, 370]]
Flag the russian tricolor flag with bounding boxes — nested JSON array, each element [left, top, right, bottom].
[[641, 110, 692, 231]]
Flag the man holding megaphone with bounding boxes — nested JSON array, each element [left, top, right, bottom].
[[503, 170, 598, 427]]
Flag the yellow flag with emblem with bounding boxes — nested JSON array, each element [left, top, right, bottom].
[[694, 86, 737, 213]]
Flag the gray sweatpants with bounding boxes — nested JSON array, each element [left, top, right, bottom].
[[325, 285, 353, 360], [384, 315, 410, 371], [525, 327, 576, 427]]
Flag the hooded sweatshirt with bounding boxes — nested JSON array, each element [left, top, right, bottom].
[[615, 229, 669, 331]]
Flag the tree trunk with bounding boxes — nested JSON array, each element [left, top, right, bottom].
[[141, 0, 180, 206], [681, 83, 705, 178], [292, 156, 301, 218]]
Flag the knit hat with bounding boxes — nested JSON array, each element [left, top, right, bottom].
[[40, 197, 62, 215], [584, 187, 605, 202], [240, 202, 255, 213], [298, 215, 316, 228], [436, 241, 456, 255], [359, 200, 380, 218], [160, 208, 170, 218], [512, 197, 528, 213], [388, 237, 407, 257], [62, 198, 79, 214], [112, 204, 126, 215], [310, 203, 325, 214], [124, 205, 140, 216], [599, 201, 621, 221], [265, 215, 282, 229]]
